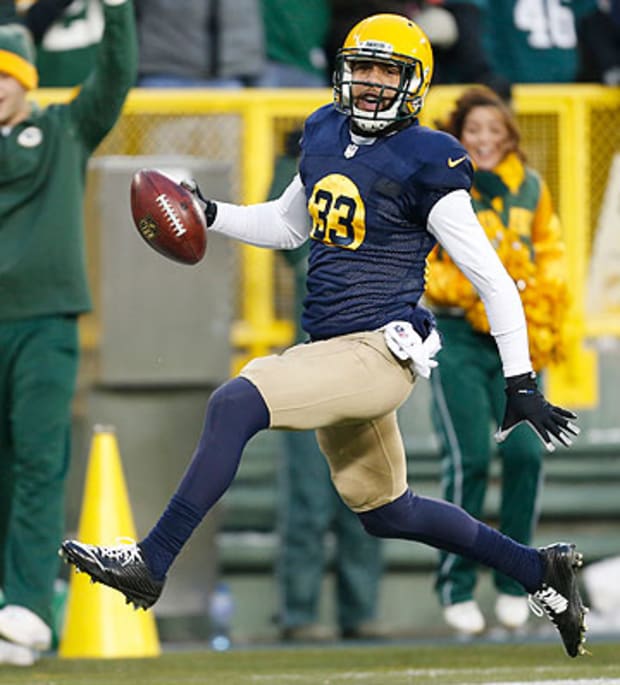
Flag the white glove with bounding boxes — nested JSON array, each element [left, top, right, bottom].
[[383, 321, 442, 379]]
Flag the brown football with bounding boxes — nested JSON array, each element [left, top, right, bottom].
[[130, 168, 207, 265]]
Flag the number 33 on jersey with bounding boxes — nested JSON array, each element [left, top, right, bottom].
[[308, 174, 366, 250]]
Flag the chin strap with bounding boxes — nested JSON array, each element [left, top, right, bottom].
[[350, 116, 414, 138]]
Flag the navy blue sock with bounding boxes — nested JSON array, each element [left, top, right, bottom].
[[140, 377, 270, 579], [358, 489, 544, 593]]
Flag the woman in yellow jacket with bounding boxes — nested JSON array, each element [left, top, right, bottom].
[[426, 86, 569, 636]]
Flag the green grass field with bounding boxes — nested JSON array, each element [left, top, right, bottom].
[[1, 640, 619, 685]]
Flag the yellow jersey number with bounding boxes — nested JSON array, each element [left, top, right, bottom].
[[308, 174, 366, 250]]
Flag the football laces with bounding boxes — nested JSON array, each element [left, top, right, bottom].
[[156, 193, 187, 237]]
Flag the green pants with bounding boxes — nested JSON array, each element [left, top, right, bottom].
[[430, 316, 543, 605], [0, 316, 78, 628], [278, 429, 382, 631]]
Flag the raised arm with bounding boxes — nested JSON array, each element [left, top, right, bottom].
[[69, 0, 138, 151]]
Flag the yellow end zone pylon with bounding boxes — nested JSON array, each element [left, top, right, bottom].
[[59, 425, 160, 659]]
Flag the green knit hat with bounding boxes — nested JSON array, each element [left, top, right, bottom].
[[0, 24, 38, 90]]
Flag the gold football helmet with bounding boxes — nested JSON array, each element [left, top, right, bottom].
[[333, 13, 434, 135]]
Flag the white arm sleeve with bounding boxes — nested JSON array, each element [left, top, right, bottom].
[[208, 174, 311, 249], [427, 189, 533, 377]]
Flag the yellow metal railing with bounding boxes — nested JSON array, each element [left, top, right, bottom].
[[32, 85, 620, 407]]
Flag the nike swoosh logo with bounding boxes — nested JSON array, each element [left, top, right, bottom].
[[447, 155, 468, 168]]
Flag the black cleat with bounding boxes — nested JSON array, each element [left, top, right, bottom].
[[60, 539, 164, 610], [529, 542, 589, 657]]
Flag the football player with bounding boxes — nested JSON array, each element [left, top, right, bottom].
[[61, 14, 587, 657]]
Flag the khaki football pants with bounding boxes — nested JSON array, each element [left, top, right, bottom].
[[240, 330, 416, 512]]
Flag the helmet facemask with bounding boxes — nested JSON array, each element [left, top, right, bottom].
[[334, 48, 428, 135]]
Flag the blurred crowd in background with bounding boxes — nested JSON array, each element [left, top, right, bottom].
[[7, 0, 620, 94]]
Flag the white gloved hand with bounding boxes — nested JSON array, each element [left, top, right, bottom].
[[383, 321, 442, 379]]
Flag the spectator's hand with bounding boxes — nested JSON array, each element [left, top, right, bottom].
[[180, 179, 217, 226], [495, 372, 579, 452], [384, 321, 442, 379]]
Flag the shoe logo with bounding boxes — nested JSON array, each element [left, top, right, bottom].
[[447, 155, 468, 168], [537, 587, 569, 614], [79, 546, 106, 571]]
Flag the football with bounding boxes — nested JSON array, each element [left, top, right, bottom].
[[130, 168, 207, 265]]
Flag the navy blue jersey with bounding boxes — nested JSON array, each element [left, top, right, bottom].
[[298, 104, 473, 340]]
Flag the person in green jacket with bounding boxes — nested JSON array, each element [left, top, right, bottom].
[[0, 0, 137, 667]]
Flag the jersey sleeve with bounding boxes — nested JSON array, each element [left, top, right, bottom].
[[68, 0, 138, 151], [298, 105, 331, 185], [413, 130, 474, 222]]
